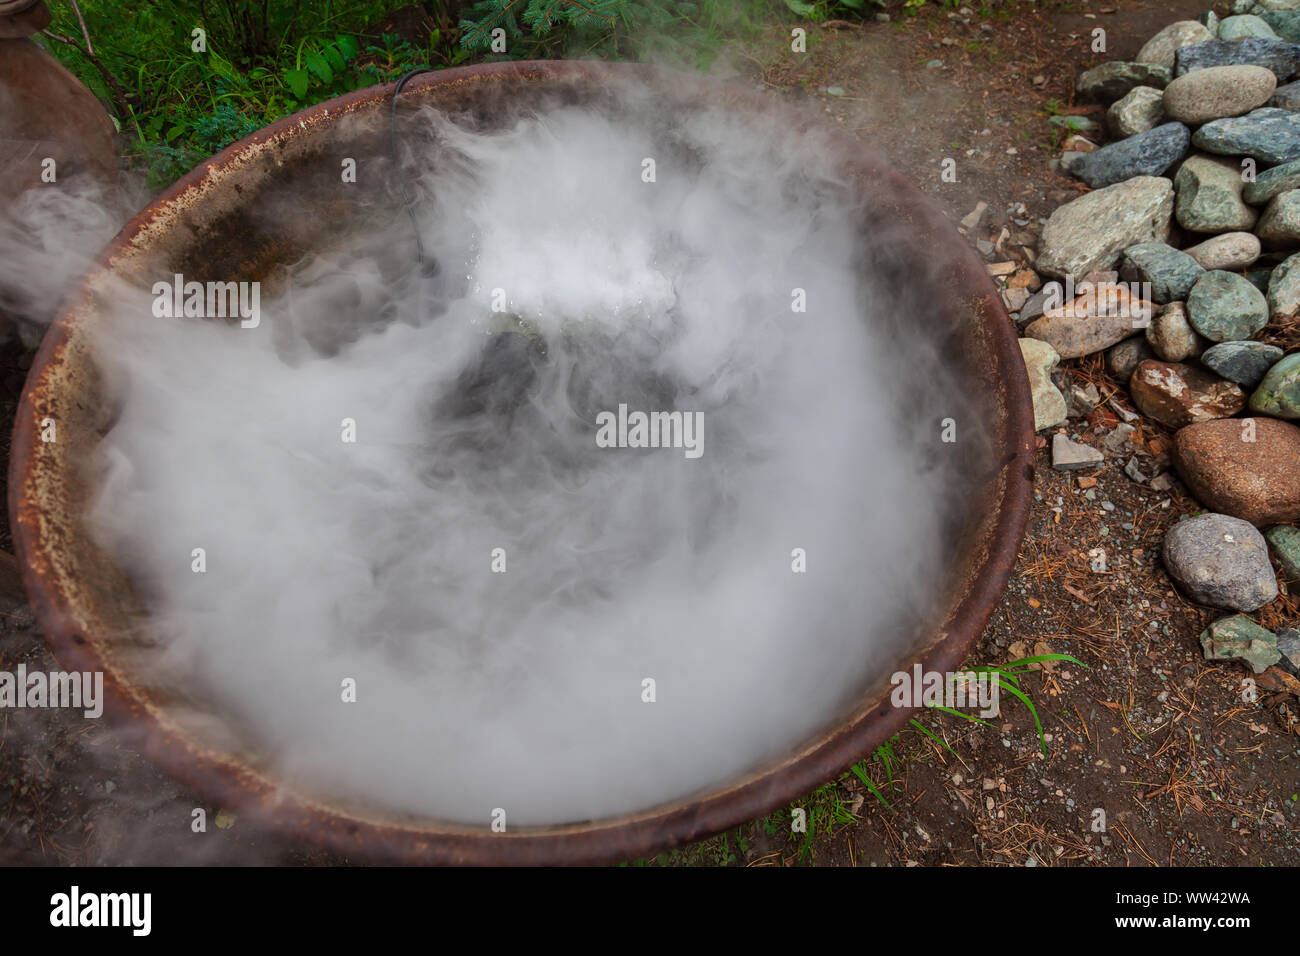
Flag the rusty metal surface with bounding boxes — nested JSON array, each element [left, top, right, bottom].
[[9, 60, 1034, 865], [0, 35, 119, 202], [0, 1, 48, 39]]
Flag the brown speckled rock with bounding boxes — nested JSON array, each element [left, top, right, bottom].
[[1024, 284, 1155, 358], [1173, 417, 1300, 526], [1129, 360, 1246, 428], [1162, 65, 1276, 125]]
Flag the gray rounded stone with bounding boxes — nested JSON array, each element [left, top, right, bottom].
[[1250, 352, 1300, 417], [1256, 188, 1300, 241], [1186, 270, 1270, 340], [1174, 153, 1258, 233], [1243, 157, 1300, 204], [1200, 340, 1286, 387], [1108, 335, 1157, 379], [1192, 106, 1300, 164], [1219, 14, 1279, 39], [1280, 625, 1300, 674], [1146, 301, 1201, 360], [1266, 250, 1300, 319], [1066, 123, 1190, 188], [1037, 176, 1175, 280], [1175, 37, 1300, 82], [1078, 61, 1172, 102], [1163, 65, 1277, 123], [1183, 232, 1262, 269], [1138, 21, 1215, 71], [1162, 513, 1280, 611], [1269, 76, 1300, 106], [1261, 10, 1300, 42], [1107, 86, 1166, 137], [1120, 241, 1205, 302]]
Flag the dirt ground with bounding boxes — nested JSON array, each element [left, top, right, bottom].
[[1, 0, 1297, 866]]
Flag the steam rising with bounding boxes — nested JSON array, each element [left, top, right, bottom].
[[0, 178, 135, 343], [85, 91, 962, 825]]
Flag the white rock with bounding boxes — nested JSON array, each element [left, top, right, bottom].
[[1019, 338, 1068, 432], [1052, 433, 1105, 471]]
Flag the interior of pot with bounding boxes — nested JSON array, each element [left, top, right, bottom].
[[9, 61, 1034, 864]]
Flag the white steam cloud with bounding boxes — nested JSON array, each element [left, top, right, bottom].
[[0, 177, 136, 344], [84, 94, 959, 826]]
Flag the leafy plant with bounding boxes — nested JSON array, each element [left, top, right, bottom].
[[42, 0, 739, 188], [459, 0, 712, 58], [283, 33, 365, 101], [460, 0, 626, 52], [784, 0, 882, 20], [40, 2, 453, 187], [850, 758, 891, 808], [190, 101, 260, 152]]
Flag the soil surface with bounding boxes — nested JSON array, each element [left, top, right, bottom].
[[1, 0, 1297, 866]]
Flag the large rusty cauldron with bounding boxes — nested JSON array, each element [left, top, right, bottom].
[[10, 61, 1034, 865], [0, 0, 49, 38], [0, 0, 119, 203]]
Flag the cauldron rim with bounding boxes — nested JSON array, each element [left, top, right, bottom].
[[9, 59, 1035, 865]]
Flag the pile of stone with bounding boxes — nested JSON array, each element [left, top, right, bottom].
[[1007, 2, 1300, 680]]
